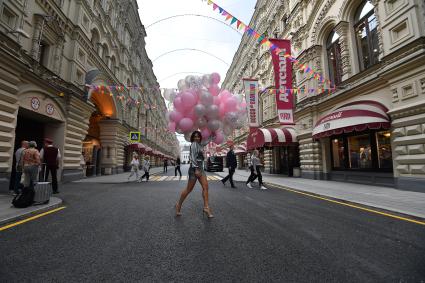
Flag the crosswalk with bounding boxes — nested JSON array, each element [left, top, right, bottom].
[[149, 175, 221, 182]]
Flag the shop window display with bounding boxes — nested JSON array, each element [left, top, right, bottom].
[[330, 131, 392, 172]]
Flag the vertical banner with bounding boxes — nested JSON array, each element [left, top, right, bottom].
[[243, 78, 259, 128], [269, 39, 294, 125]]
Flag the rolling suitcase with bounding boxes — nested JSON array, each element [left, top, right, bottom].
[[34, 182, 52, 204], [34, 164, 52, 204]]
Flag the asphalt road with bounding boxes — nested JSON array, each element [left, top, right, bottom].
[[1, 165, 424, 282]]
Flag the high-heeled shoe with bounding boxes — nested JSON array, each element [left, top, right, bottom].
[[175, 203, 182, 216], [202, 207, 214, 218]]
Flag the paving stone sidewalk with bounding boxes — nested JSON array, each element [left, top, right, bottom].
[[216, 169, 425, 219], [0, 195, 63, 226]]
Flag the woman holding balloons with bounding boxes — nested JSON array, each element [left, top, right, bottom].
[[175, 130, 214, 218]]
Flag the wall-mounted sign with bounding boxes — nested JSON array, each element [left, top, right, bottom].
[[46, 103, 54, 115], [31, 97, 40, 110], [243, 79, 259, 128], [129, 132, 141, 142]]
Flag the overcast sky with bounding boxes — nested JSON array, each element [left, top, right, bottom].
[[136, 0, 257, 144]]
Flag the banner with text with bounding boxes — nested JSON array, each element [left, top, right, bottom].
[[269, 39, 294, 125], [243, 79, 260, 128]]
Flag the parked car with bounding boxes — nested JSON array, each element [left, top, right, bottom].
[[204, 156, 224, 172]]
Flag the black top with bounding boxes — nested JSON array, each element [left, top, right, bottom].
[[176, 158, 181, 166], [226, 150, 237, 169]]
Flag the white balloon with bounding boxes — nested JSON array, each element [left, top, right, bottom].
[[207, 119, 221, 132], [200, 90, 214, 106], [224, 112, 239, 126], [206, 105, 219, 119], [201, 74, 211, 88], [178, 79, 188, 91], [196, 117, 207, 128], [194, 104, 206, 117]]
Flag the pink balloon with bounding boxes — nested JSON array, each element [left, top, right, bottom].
[[219, 90, 231, 100], [173, 97, 184, 112], [181, 90, 197, 108], [185, 109, 197, 121], [179, 118, 194, 132], [240, 102, 247, 109], [208, 85, 220, 96], [168, 122, 176, 132], [213, 96, 220, 106], [219, 103, 226, 118], [213, 131, 224, 144], [169, 111, 183, 123], [225, 97, 238, 112], [201, 128, 211, 139], [210, 72, 221, 84]]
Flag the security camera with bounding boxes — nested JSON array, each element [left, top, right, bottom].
[[7, 28, 30, 39]]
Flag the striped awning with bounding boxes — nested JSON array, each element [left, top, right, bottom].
[[312, 100, 390, 139], [246, 127, 297, 150], [128, 143, 145, 152]]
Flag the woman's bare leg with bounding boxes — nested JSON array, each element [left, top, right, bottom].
[[198, 175, 209, 208], [177, 179, 197, 212]]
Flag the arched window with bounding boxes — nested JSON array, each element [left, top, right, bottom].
[[91, 28, 100, 48], [102, 44, 109, 62], [110, 55, 116, 74], [354, 1, 379, 70], [326, 30, 343, 86]]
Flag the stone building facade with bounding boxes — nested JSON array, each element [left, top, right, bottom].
[[222, 0, 425, 191], [0, 0, 178, 191]]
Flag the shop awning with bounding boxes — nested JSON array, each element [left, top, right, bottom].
[[128, 143, 145, 152], [144, 146, 153, 153], [312, 100, 390, 139], [246, 127, 297, 150]]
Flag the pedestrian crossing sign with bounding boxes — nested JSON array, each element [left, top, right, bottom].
[[129, 132, 141, 142]]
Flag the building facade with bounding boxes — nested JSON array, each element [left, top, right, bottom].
[[0, 0, 179, 191], [222, 0, 425, 191]]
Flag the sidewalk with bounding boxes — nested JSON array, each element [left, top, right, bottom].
[[216, 169, 425, 219], [0, 194, 63, 226], [74, 167, 163, 184]]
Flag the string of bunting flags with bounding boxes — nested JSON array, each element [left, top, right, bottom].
[[204, 0, 335, 90]]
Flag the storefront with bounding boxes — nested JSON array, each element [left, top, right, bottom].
[[246, 127, 298, 176], [312, 100, 394, 186], [235, 142, 247, 169]]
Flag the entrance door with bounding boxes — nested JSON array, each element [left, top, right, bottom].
[[10, 108, 64, 190]]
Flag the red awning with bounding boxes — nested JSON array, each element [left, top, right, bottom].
[[128, 143, 146, 152], [312, 100, 390, 139], [144, 146, 153, 153], [246, 127, 297, 150]]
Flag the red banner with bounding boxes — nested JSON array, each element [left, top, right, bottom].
[[269, 39, 293, 125], [243, 78, 260, 128]]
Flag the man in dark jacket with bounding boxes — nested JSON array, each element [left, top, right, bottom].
[[40, 138, 60, 194], [221, 144, 237, 188]]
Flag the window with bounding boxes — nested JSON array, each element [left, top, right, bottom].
[[2, 5, 17, 28], [330, 130, 392, 171], [354, 1, 380, 70], [331, 137, 345, 169], [348, 134, 372, 169], [376, 131, 392, 169], [326, 30, 343, 86], [39, 42, 50, 67]]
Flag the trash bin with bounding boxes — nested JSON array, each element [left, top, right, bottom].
[[293, 167, 301, 177]]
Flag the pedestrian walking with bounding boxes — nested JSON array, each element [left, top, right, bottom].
[[221, 143, 237, 188], [12, 140, 29, 195], [40, 138, 61, 194], [175, 131, 214, 218], [175, 156, 182, 178], [163, 158, 168, 173], [128, 155, 140, 181], [139, 156, 150, 182], [246, 150, 267, 190], [22, 141, 41, 188]]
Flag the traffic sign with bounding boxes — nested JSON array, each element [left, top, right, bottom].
[[129, 131, 141, 142]]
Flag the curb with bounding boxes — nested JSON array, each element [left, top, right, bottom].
[[265, 182, 425, 223], [0, 198, 63, 226]]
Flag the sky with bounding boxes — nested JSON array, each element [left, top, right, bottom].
[[136, 0, 257, 144]]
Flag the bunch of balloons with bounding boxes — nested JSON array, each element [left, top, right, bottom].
[[165, 73, 247, 144]]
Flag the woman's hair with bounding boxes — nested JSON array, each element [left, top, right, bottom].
[[29, 141, 37, 148], [190, 131, 202, 143]]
